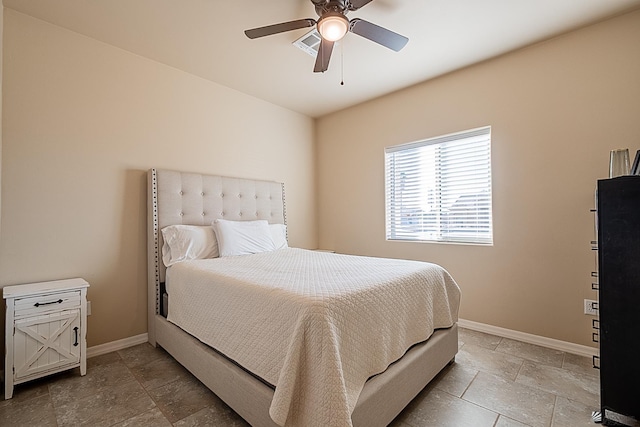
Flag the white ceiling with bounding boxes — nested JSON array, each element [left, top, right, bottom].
[[5, 0, 640, 117]]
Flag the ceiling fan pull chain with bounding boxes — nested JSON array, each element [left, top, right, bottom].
[[340, 41, 345, 86]]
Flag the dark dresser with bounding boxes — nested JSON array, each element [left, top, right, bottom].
[[597, 176, 640, 425]]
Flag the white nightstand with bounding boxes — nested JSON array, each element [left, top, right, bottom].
[[3, 278, 89, 399]]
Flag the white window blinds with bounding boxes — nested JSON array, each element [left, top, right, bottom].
[[385, 126, 493, 244]]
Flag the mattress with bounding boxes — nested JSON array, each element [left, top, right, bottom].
[[166, 248, 460, 427]]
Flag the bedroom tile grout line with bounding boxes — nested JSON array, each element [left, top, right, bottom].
[[116, 350, 210, 426], [46, 381, 61, 427], [458, 369, 480, 399], [548, 395, 559, 427], [120, 352, 176, 426]]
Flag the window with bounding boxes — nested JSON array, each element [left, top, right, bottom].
[[385, 126, 493, 245]]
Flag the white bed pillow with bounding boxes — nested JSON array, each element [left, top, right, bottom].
[[212, 219, 276, 257], [270, 223, 288, 250], [161, 225, 219, 267]]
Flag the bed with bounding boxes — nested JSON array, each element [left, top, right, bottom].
[[147, 168, 460, 427]]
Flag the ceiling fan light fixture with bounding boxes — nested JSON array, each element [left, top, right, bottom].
[[317, 13, 349, 42]]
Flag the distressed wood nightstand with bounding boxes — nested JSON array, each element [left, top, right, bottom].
[[3, 278, 89, 399]]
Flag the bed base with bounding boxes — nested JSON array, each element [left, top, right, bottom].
[[154, 315, 458, 427]]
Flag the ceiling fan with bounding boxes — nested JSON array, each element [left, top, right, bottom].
[[244, 0, 408, 73]]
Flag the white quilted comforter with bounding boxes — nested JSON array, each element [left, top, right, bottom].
[[166, 248, 460, 427]]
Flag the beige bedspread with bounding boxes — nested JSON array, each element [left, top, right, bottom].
[[166, 248, 460, 427]]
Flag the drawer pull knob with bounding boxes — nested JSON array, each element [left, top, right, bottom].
[[34, 299, 63, 307], [73, 327, 79, 347]]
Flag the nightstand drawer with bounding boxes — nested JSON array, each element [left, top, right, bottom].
[[14, 291, 81, 317]]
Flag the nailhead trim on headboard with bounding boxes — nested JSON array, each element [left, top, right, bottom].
[[282, 183, 288, 239], [151, 168, 160, 316]]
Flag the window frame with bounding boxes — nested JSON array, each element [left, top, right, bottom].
[[384, 126, 493, 245]]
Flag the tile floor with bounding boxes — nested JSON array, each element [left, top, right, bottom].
[[0, 328, 601, 426]]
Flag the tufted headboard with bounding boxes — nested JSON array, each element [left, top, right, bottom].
[[147, 168, 286, 343]]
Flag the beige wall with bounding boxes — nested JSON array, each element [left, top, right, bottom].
[[0, 10, 317, 346], [316, 10, 640, 347]]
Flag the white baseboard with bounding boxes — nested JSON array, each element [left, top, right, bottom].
[[457, 319, 598, 358], [87, 333, 149, 358]]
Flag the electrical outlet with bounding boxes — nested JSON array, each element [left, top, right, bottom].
[[87, 301, 92, 316], [584, 299, 598, 316]]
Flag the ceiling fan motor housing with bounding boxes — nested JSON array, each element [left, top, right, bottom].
[[313, 0, 350, 17]]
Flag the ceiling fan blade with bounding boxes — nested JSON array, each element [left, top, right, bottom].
[[313, 39, 335, 73], [349, 18, 408, 51], [348, 0, 374, 10], [245, 19, 315, 39]]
